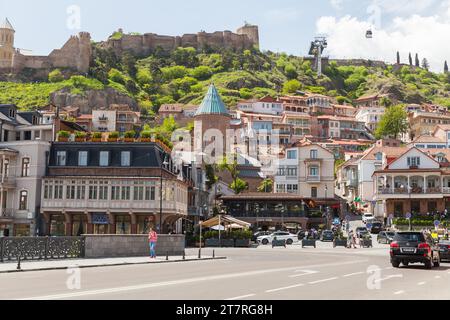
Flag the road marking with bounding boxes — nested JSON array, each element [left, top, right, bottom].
[[374, 275, 404, 283], [289, 270, 319, 278], [384, 267, 394, 270], [343, 272, 364, 278], [265, 284, 305, 293], [435, 276, 441, 279], [18, 260, 368, 300], [309, 277, 339, 285], [225, 294, 256, 301], [418, 282, 426, 286], [394, 290, 405, 295]]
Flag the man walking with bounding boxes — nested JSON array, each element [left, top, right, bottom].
[[148, 227, 158, 259]]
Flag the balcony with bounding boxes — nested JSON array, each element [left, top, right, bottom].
[[0, 176, 16, 188], [307, 176, 321, 183], [346, 178, 358, 188], [0, 208, 14, 218]]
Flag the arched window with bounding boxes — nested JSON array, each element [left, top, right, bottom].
[[21, 157, 30, 177], [19, 190, 28, 211]]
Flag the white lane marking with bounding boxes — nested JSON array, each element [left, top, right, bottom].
[[343, 272, 365, 278], [265, 284, 305, 293], [435, 276, 441, 279], [19, 260, 368, 300], [225, 294, 256, 301], [374, 275, 404, 283], [384, 267, 394, 270], [309, 277, 339, 285], [418, 282, 426, 286], [289, 270, 319, 278], [394, 290, 405, 295]]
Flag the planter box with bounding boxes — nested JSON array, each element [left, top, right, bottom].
[[108, 138, 118, 142], [272, 239, 286, 248], [140, 138, 152, 142], [205, 239, 220, 247], [91, 138, 102, 142], [58, 137, 69, 142], [124, 138, 135, 142], [75, 138, 86, 142], [235, 239, 251, 248], [333, 239, 348, 248], [360, 239, 373, 248], [302, 239, 317, 248], [221, 239, 235, 247]]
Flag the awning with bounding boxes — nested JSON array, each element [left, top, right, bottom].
[[201, 215, 251, 229]]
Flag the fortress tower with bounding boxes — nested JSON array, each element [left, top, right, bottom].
[[236, 23, 259, 49], [0, 18, 15, 69]]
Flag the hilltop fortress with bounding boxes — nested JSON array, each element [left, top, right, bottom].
[[100, 23, 260, 56], [0, 19, 259, 77]]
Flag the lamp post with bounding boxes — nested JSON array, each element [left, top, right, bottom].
[[159, 154, 169, 234]]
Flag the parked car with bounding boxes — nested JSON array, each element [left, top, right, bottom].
[[356, 227, 369, 238], [362, 213, 375, 224], [252, 231, 272, 242], [320, 230, 335, 242], [297, 230, 306, 241], [257, 231, 299, 245], [438, 240, 450, 262], [377, 231, 396, 244], [390, 232, 440, 269], [369, 222, 384, 234]]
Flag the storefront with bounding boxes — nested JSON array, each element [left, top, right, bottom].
[[14, 224, 30, 237], [73, 214, 88, 236], [49, 214, 65, 236], [137, 215, 155, 234], [0, 222, 12, 237], [115, 215, 131, 234], [92, 213, 109, 235]]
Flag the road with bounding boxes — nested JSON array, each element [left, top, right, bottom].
[[1, 237, 449, 300]]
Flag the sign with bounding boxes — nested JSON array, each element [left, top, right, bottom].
[[333, 218, 341, 225], [367, 223, 373, 230], [92, 213, 109, 225], [406, 213, 412, 219], [434, 220, 441, 227]]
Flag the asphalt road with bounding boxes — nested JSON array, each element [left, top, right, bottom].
[[1, 240, 450, 300]]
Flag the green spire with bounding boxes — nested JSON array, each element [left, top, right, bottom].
[[195, 84, 229, 116]]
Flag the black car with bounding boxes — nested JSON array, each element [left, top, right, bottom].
[[320, 230, 335, 242], [377, 231, 396, 244], [390, 232, 440, 269], [369, 222, 384, 234], [297, 230, 306, 240], [438, 240, 450, 262]]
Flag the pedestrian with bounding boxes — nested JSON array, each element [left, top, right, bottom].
[[148, 227, 158, 259]]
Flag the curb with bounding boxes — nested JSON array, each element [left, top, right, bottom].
[[0, 256, 227, 274]]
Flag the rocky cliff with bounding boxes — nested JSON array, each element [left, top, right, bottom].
[[50, 88, 138, 113]]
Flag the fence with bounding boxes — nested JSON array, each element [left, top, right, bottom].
[[0, 237, 85, 263]]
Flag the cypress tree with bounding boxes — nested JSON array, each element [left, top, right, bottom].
[[408, 53, 412, 66], [445, 61, 449, 73], [415, 53, 420, 67], [396, 51, 400, 64]]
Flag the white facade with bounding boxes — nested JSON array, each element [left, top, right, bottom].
[[237, 100, 283, 115], [355, 107, 385, 132], [92, 110, 117, 132]]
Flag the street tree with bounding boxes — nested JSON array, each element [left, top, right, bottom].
[[257, 178, 273, 193], [375, 104, 408, 140]]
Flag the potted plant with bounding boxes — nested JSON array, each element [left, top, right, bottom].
[[108, 131, 119, 142], [140, 131, 152, 142], [91, 132, 103, 142], [360, 233, 373, 248], [204, 231, 220, 247], [57, 130, 70, 142], [74, 131, 87, 142], [124, 130, 136, 142], [333, 231, 348, 248]]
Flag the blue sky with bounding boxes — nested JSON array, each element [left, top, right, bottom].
[[1, 0, 449, 71]]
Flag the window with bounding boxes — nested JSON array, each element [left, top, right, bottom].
[[134, 185, 144, 201], [311, 187, 318, 198], [287, 167, 298, 176], [19, 190, 28, 210], [44, 182, 53, 200], [277, 184, 286, 193], [78, 151, 88, 166], [99, 151, 109, 167], [54, 181, 64, 199], [287, 150, 297, 160], [89, 181, 98, 200], [111, 186, 120, 200], [76, 183, 86, 200], [66, 182, 76, 200], [375, 153, 382, 161], [99, 181, 108, 200], [121, 151, 131, 167], [21, 158, 30, 177], [121, 186, 131, 200], [407, 157, 421, 167], [145, 186, 156, 201], [287, 184, 298, 193], [309, 166, 319, 176], [310, 150, 318, 159], [56, 151, 66, 166]]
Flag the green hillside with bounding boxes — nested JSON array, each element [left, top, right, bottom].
[[2, 45, 450, 113]]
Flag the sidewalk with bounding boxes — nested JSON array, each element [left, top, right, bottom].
[[0, 254, 226, 274]]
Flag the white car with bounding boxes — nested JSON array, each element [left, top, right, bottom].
[[257, 231, 298, 245], [362, 213, 375, 224]]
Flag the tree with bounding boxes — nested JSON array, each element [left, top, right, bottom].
[[415, 53, 420, 67], [282, 79, 301, 94], [409, 53, 413, 66], [121, 52, 137, 78], [396, 51, 400, 65], [48, 69, 64, 83], [421, 58, 430, 71], [380, 96, 392, 107], [445, 61, 449, 74], [231, 178, 248, 195], [218, 155, 245, 194], [375, 105, 408, 140], [171, 47, 198, 68], [257, 179, 273, 193]]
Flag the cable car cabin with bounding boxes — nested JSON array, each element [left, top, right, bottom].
[[366, 30, 373, 38]]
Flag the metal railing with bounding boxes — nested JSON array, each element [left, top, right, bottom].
[[0, 236, 85, 263], [0, 208, 13, 217]]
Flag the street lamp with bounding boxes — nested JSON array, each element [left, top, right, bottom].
[[159, 154, 169, 234]]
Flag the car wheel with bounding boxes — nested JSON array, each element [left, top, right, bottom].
[[286, 239, 293, 245], [403, 261, 409, 267], [392, 260, 400, 268], [262, 239, 269, 245]]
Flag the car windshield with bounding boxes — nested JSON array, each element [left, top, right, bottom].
[[394, 233, 425, 242], [373, 223, 382, 227], [386, 232, 396, 237]]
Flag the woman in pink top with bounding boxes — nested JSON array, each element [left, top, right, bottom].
[[148, 227, 158, 258]]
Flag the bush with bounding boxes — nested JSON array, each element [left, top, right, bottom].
[[92, 132, 102, 139], [48, 69, 64, 83], [282, 79, 301, 94], [190, 66, 213, 81], [141, 131, 151, 139], [124, 130, 136, 139], [57, 130, 70, 138], [109, 131, 119, 139], [75, 131, 87, 138], [108, 68, 127, 84]]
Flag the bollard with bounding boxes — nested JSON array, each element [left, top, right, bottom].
[[17, 255, 21, 271], [213, 250, 215, 259], [166, 251, 169, 261], [183, 251, 186, 260], [198, 249, 201, 259]]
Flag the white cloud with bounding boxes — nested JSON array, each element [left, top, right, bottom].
[[316, 12, 450, 72], [377, 0, 436, 14]]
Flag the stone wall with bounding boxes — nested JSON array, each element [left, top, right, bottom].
[[84, 234, 185, 258]]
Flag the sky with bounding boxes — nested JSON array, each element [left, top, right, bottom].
[[1, 0, 449, 72]]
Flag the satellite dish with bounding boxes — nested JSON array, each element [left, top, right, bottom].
[[366, 29, 373, 39]]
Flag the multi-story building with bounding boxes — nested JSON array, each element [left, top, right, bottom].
[[0, 104, 54, 236], [280, 94, 333, 115], [355, 107, 385, 132], [317, 115, 369, 140], [91, 105, 141, 134], [354, 94, 389, 108], [335, 156, 360, 211], [408, 110, 450, 142], [40, 142, 189, 236], [237, 96, 283, 116], [373, 147, 450, 218]]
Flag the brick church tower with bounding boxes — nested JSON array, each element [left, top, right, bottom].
[[0, 18, 15, 69]]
